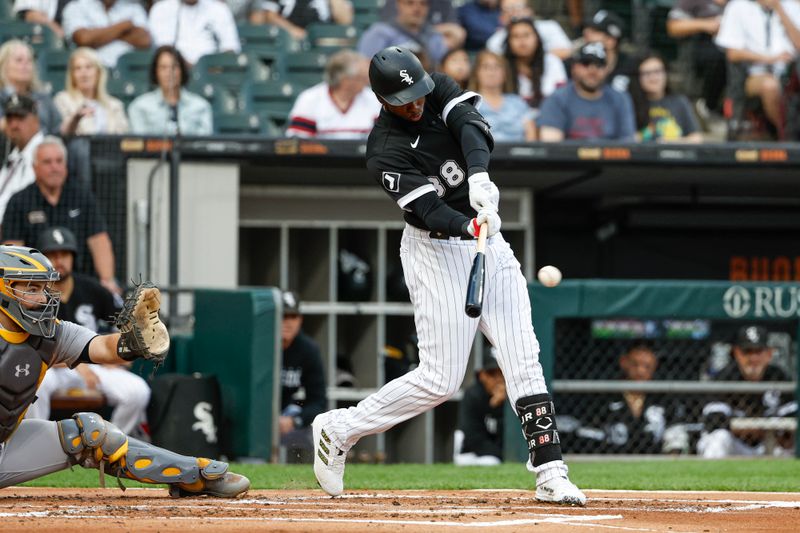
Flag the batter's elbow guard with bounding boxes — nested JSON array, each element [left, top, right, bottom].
[[516, 394, 563, 467], [446, 103, 495, 151]]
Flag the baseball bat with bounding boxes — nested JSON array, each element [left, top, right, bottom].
[[464, 222, 489, 318]]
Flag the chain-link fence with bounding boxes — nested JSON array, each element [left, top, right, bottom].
[[552, 317, 798, 456]]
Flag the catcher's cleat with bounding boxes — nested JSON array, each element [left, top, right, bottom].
[[169, 472, 251, 498], [535, 476, 587, 506], [312, 414, 347, 496]]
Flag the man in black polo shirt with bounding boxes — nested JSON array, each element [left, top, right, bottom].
[[0, 135, 121, 295]]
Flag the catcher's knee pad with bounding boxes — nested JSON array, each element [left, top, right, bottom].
[[58, 412, 228, 489], [516, 394, 563, 467], [58, 412, 129, 467]]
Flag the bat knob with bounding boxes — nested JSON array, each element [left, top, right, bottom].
[[465, 305, 482, 318]]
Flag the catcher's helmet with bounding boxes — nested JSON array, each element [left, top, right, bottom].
[[369, 47, 434, 106], [0, 245, 60, 337]]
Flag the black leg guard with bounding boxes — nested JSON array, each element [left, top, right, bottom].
[[515, 394, 563, 467]]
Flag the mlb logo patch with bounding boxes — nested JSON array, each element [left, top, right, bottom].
[[382, 172, 401, 192]]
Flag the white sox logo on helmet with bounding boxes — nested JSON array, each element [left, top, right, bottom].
[[399, 69, 413, 85]]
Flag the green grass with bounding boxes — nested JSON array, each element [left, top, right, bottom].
[[22, 458, 800, 492]]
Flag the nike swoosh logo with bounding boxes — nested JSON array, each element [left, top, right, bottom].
[[410, 135, 420, 148]]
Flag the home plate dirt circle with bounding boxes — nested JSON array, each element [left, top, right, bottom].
[[1, 488, 798, 532]]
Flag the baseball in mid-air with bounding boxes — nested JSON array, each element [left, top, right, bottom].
[[537, 265, 562, 287]]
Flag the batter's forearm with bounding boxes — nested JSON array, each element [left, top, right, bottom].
[[461, 124, 491, 175], [412, 194, 471, 236]]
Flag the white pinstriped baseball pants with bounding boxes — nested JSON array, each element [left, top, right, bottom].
[[325, 224, 565, 479]]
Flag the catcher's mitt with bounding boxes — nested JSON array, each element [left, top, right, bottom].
[[115, 281, 170, 363]]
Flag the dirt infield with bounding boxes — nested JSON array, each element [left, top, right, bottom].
[[1, 488, 798, 532]]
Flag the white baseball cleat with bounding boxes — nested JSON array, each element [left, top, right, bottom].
[[312, 414, 347, 496], [535, 476, 587, 506]]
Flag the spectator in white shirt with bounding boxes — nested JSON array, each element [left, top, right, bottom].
[[149, 0, 241, 66], [62, 0, 151, 68], [0, 94, 43, 222], [250, 0, 354, 42], [485, 0, 572, 60], [715, 0, 800, 132], [286, 49, 380, 139], [12, 0, 66, 40]]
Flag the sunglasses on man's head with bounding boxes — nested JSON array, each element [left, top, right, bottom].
[[578, 59, 606, 67]]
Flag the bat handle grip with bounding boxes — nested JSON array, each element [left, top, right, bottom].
[[476, 222, 489, 253]]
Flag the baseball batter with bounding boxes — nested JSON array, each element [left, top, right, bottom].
[[313, 46, 585, 505], [0, 245, 249, 497]]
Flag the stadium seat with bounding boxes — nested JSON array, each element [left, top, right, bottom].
[[113, 49, 155, 85], [246, 48, 286, 83], [106, 78, 149, 108], [305, 23, 359, 51], [284, 51, 328, 88], [214, 112, 282, 136], [37, 49, 71, 94], [353, 12, 379, 31], [193, 52, 254, 92], [0, 0, 12, 21], [188, 78, 238, 115], [350, 0, 384, 30], [0, 21, 62, 53], [238, 23, 299, 53], [243, 81, 300, 127]]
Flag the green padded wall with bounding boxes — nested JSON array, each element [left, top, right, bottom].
[[505, 280, 800, 462], [192, 288, 282, 460]]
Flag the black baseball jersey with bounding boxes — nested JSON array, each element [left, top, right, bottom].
[[281, 331, 327, 428], [713, 363, 794, 418], [457, 380, 503, 459], [366, 72, 482, 233], [58, 272, 122, 334]]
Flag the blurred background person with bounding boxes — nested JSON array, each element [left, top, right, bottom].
[[485, 0, 572, 59], [149, 0, 241, 66], [628, 52, 703, 143], [697, 325, 797, 458], [467, 50, 536, 141], [279, 290, 327, 463], [286, 49, 380, 139], [12, 0, 67, 40], [128, 46, 213, 136], [504, 17, 567, 111], [581, 9, 636, 93], [538, 42, 636, 142], [251, 0, 354, 42], [458, 0, 501, 51], [1, 136, 120, 294], [358, 0, 449, 67], [0, 94, 43, 221], [380, 0, 465, 50], [666, 0, 728, 119], [453, 353, 505, 466], [439, 47, 471, 89], [714, 0, 800, 137], [62, 0, 151, 68], [0, 39, 62, 135], [26, 226, 151, 439], [55, 47, 130, 137]]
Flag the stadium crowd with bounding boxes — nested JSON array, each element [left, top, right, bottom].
[[0, 0, 799, 146]]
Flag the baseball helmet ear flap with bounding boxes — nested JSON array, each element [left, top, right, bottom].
[[369, 46, 435, 106]]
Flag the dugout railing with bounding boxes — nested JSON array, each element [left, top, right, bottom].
[[509, 280, 800, 462]]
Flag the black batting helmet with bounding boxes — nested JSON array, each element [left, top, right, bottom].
[[369, 47, 434, 106]]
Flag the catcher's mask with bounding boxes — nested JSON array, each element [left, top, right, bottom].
[[0, 246, 61, 338]]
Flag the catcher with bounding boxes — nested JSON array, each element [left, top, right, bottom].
[[0, 245, 249, 497]]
